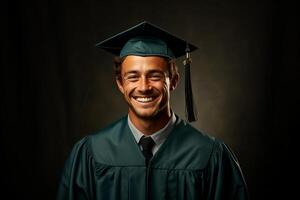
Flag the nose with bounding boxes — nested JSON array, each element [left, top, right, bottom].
[[138, 76, 152, 93]]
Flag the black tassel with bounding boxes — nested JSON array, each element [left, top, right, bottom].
[[184, 44, 197, 122]]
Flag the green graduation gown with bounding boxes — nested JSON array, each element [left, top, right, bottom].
[[57, 116, 248, 200]]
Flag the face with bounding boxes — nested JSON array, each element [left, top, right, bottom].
[[116, 56, 178, 120]]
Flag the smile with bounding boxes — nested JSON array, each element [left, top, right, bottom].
[[133, 96, 157, 103]]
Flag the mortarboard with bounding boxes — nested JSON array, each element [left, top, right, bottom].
[[95, 21, 198, 122]]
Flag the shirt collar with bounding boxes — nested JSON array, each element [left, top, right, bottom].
[[127, 112, 176, 145]]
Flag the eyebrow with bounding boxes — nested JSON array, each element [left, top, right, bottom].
[[124, 69, 165, 76], [124, 71, 139, 77], [147, 70, 165, 74]]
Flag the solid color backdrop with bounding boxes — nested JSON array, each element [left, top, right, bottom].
[[1, 0, 298, 199]]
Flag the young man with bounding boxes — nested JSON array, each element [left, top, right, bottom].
[[57, 21, 248, 200]]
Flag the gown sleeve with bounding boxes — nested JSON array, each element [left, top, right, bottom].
[[204, 140, 249, 200], [56, 136, 94, 200]]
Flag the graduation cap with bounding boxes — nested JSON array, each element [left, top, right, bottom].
[[95, 21, 198, 122]]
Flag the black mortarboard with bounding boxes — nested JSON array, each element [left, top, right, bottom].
[[95, 21, 198, 122]]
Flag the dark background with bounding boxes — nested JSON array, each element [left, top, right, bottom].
[[1, 0, 298, 199]]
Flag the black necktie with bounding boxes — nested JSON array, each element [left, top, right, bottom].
[[139, 136, 155, 166]]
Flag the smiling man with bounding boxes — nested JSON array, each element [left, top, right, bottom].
[[116, 55, 178, 135], [57, 22, 249, 200]]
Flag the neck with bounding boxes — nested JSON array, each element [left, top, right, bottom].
[[128, 109, 172, 136]]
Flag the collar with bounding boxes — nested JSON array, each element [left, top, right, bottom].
[[127, 112, 176, 146]]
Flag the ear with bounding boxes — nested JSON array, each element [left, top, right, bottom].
[[170, 73, 180, 91], [116, 78, 125, 94]]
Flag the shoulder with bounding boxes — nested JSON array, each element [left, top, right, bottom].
[[180, 123, 239, 167], [155, 117, 220, 169], [172, 116, 241, 169], [172, 117, 217, 154], [66, 117, 127, 161]]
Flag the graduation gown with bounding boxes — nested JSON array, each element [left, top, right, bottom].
[[57, 116, 248, 200]]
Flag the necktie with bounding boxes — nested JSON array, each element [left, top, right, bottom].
[[139, 136, 155, 166]]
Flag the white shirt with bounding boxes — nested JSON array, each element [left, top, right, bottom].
[[127, 113, 177, 155]]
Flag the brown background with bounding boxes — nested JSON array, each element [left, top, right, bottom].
[[1, 0, 298, 199]]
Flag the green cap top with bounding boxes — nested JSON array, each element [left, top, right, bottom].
[[120, 36, 174, 59], [95, 21, 197, 59]]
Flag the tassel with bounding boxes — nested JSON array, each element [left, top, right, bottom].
[[183, 44, 197, 122]]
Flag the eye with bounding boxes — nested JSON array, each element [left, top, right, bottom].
[[125, 75, 139, 82], [149, 74, 164, 81]]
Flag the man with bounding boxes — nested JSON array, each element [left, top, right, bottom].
[[57, 21, 248, 200]]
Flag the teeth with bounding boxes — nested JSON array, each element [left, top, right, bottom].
[[135, 97, 154, 103]]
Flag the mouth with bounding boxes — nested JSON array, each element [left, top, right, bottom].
[[132, 96, 158, 103]]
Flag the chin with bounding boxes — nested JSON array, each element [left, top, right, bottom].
[[133, 109, 159, 119], [130, 104, 169, 120]]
